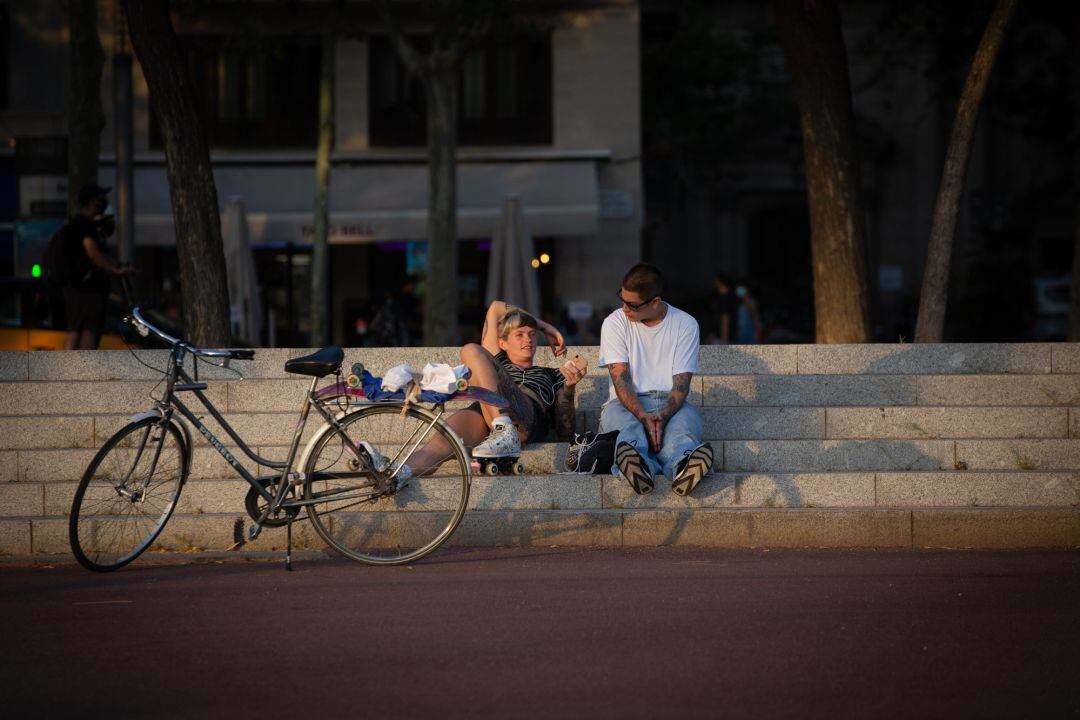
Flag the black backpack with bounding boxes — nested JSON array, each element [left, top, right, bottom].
[[565, 430, 619, 474], [42, 223, 79, 285]]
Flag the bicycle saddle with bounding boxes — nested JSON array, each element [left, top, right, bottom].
[[285, 346, 344, 377]]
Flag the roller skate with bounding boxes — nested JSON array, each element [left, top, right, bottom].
[[471, 417, 525, 476], [354, 441, 412, 492]]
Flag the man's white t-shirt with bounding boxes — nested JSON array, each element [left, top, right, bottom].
[[598, 303, 700, 403]]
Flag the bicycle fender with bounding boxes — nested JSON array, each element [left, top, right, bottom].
[[129, 409, 163, 424], [295, 420, 334, 476], [294, 406, 360, 475]]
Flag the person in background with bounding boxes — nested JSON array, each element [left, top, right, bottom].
[[60, 184, 135, 350], [706, 273, 739, 344], [735, 283, 762, 344]]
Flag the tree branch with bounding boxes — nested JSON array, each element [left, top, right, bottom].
[[374, 0, 427, 76]]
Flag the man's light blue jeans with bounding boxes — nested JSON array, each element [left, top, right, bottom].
[[600, 391, 703, 478]]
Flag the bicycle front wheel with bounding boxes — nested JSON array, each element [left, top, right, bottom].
[[304, 404, 470, 565], [69, 417, 188, 572]]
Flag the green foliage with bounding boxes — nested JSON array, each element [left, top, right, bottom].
[[643, 2, 799, 183], [859, 0, 1078, 145]]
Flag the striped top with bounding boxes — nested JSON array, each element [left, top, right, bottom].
[[495, 351, 566, 409]]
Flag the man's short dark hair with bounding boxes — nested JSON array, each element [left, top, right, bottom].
[[622, 263, 664, 299], [77, 182, 110, 206]]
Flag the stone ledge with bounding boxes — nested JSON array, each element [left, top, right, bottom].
[[24, 471, 1080, 522], [917, 375, 1080, 406], [8, 343, 1069, 384], [797, 344, 1052, 375], [912, 508, 1080, 548], [826, 407, 1067, 440], [0, 353, 27, 382], [8, 508, 1080, 557]]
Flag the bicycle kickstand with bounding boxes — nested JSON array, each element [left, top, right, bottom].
[[284, 515, 293, 572]]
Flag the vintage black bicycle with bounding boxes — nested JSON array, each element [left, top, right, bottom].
[[69, 307, 505, 571]]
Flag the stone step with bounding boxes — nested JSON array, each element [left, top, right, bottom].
[[8, 343, 1076, 383], [723, 439, 956, 472], [19, 471, 1078, 523], [7, 403, 1069, 461], [8, 376, 1080, 424], [19, 436, 1080, 485], [957, 439, 1080, 471], [9, 507, 1079, 556]]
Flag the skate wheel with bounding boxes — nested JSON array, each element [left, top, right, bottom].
[[512, 462, 525, 476], [484, 462, 500, 476]]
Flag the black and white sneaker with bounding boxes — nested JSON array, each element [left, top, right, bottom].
[[616, 441, 654, 495], [672, 443, 713, 496]]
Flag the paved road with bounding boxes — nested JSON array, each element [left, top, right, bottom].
[[3, 548, 1079, 719]]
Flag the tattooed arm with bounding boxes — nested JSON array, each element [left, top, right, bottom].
[[659, 372, 693, 426], [608, 362, 646, 420], [610, 363, 663, 451]]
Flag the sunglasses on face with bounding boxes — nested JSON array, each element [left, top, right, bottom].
[[616, 289, 656, 311]]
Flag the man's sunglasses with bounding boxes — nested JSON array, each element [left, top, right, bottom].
[[616, 290, 657, 311]]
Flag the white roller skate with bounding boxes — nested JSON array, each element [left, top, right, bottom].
[[356, 441, 412, 491], [471, 417, 525, 476]]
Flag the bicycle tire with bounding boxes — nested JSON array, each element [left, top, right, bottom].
[[303, 404, 470, 565], [70, 417, 189, 572]]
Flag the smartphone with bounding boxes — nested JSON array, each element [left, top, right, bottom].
[[563, 354, 586, 373]]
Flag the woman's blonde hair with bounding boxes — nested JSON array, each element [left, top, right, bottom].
[[498, 308, 538, 339]]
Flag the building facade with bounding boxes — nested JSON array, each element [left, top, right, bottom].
[[0, 0, 643, 346]]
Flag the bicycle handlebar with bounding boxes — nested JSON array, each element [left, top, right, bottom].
[[128, 306, 255, 361]]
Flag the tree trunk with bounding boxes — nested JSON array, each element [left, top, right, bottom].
[[310, 32, 335, 347], [773, 0, 871, 343], [67, 0, 105, 216], [915, 0, 1018, 343], [421, 62, 460, 346], [123, 0, 231, 347]]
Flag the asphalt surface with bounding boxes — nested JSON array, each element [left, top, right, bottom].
[[3, 547, 1079, 719]]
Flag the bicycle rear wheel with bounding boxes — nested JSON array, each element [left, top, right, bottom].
[[69, 417, 188, 572], [303, 404, 470, 565]]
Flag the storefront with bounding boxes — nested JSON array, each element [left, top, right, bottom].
[[103, 153, 602, 346]]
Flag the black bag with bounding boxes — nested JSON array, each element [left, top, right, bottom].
[[565, 430, 619, 474], [42, 223, 78, 285]]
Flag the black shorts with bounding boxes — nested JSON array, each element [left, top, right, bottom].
[[466, 349, 549, 443], [63, 287, 106, 334]]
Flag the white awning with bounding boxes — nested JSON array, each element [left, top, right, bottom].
[[124, 160, 600, 246]]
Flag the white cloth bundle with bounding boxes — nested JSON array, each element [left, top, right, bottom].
[[381, 363, 470, 393], [419, 363, 471, 394], [381, 364, 420, 392]]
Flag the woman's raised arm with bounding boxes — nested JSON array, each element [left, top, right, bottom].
[[481, 301, 510, 356]]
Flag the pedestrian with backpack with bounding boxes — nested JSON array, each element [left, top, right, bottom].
[[48, 183, 135, 349]]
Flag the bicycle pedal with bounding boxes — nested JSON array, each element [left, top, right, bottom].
[[247, 523, 263, 541]]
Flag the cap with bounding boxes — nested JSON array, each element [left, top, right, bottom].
[[77, 182, 111, 205]]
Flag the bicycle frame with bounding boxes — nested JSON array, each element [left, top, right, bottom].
[[154, 343, 450, 525], [70, 305, 480, 572]]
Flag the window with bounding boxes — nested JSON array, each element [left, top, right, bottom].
[[151, 36, 320, 149], [369, 34, 552, 147], [0, 5, 9, 109]]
